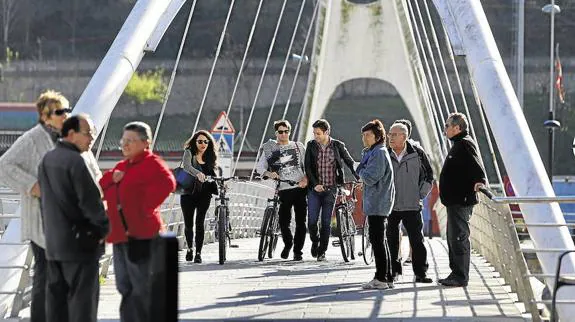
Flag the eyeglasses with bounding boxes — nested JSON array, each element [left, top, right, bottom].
[[80, 130, 95, 138], [120, 138, 140, 146], [276, 130, 290, 135], [197, 140, 210, 145], [53, 108, 72, 116], [387, 133, 405, 138]]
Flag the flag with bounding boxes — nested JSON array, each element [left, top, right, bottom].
[[555, 43, 566, 104]]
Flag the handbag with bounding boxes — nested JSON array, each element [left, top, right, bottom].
[[174, 149, 202, 195], [116, 186, 153, 263]]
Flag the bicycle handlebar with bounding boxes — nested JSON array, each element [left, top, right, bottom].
[[259, 176, 298, 186], [205, 176, 250, 184]]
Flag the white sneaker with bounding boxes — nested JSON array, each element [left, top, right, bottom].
[[362, 279, 390, 290]]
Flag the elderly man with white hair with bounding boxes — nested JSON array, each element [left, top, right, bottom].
[[386, 120, 434, 283]]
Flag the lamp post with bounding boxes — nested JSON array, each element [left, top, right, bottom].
[[542, 2, 561, 182]]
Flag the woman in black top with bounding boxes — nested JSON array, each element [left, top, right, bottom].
[[181, 130, 218, 263]]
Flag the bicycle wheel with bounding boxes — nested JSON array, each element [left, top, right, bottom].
[[218, 206, 227, 265], [258, 208, 273, 261], [347, 212, 356, 260], [335, 208, 350, 262], [362, 216, 373, 265], [268, 211, 280, 258]]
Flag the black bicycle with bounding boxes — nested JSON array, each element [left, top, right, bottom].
[[257, 176, 298, 261], [332, 181, 360, 262], [206, 175, 247, 265]]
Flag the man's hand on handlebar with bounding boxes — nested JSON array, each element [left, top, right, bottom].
[[265, 171, 280, 180]]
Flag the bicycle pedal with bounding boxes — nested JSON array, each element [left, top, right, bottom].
[[332, 240, 340, 247], [230, 244, 239, 248]]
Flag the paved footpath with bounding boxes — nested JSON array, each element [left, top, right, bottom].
[[96, 236, 527, 321]]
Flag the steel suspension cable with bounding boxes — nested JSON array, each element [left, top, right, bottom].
[[283, 0, 320, 125], [95, 116, 111, 161], [406, 12, 446, 158], [420, 0, 458, 113], [470, 78, 504, 188], [232, 0, 290, 175], [406, 0, 447, 142], [411, 0, 452, 121], [438, 16, 476, 139], [192, 0, 238, 134], [249, 0, 309, 180], [407, 0, 448, 156], [215, 0, 266, 141], [151, 0, 198, 150]]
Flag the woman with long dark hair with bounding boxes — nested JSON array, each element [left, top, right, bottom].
[[181, 130, 218, 263]]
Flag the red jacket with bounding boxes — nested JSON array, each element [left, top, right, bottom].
[[100, 150, 176, 244]]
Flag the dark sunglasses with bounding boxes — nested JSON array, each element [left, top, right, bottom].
[[197, 140, 210, 145], [53, 108, 72, 116], [276, 130, 290, 134]]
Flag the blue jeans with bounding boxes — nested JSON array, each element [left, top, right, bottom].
[[113, 243, 151, 322], [307, 189, 336, 254]]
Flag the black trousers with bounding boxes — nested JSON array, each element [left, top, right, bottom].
[[278, 187, 307, 256], [368, 216, 392, 282], [387, 210, 429, 277], [30, 242, 46, 322], [46, 258, 100, 322], [446, 205, 474, 283], [180, 193, 212, 254]]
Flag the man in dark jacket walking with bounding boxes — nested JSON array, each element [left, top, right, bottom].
[[438, 112, 486, 287], [305, 119, 359, 261], [387, 121, 434, 283], [38, 114, 109, 322]]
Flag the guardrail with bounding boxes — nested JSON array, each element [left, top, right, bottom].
[[435, 192, 575, 322]]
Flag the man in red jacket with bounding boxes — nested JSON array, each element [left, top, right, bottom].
[[100, 121, 175, 322]]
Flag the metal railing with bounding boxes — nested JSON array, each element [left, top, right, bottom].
[[470, 194, 541, 321], [435, 192, 575, 321]]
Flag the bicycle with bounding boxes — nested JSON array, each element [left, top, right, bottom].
[[257, 176, 298, 261], [206, 175, 247, 265], [332, 181, 360, 262], [359, 215, 374, 265]]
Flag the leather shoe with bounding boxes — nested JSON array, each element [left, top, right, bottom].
[[293, 254, 303, 261], [281, 243, 293, 259], [311, 242, 319, 258], [415, 276, 433, 283], [440, 278, 467, 287]]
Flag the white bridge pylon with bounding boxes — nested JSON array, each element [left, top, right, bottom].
[[299, 0, 440, 160]]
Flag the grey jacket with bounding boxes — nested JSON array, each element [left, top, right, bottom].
[[357, 142, 395, 216], [388, 140, 434, 212], [0, 124, 54, 248]]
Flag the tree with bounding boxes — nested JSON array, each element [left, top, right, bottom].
[[123, 69, 167, 115], [1, 0, 19, 60]]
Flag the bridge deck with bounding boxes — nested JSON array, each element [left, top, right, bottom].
[[95, 237, 526, 321]]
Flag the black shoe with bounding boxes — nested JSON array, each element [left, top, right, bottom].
[[317, 253, 326, 262], [194, 253, 202, 263], [311, 242, 319, 258], [437, 274, 455, 284], [185, 249, 193, 262], [281, 243, 293, 259], [293, 254, 303, 261], [440, 278, 467, 287], [415, 275, 433, 283]]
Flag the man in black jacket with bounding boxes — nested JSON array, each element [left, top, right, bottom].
[[38, 114, 109, 322], [305, 119, 359, 261], [438, 112, 486, 287]]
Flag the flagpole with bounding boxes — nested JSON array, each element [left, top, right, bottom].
[[543, 1, 561, 182]]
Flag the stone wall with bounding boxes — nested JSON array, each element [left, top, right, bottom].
[[0, 58, 568, 117]]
